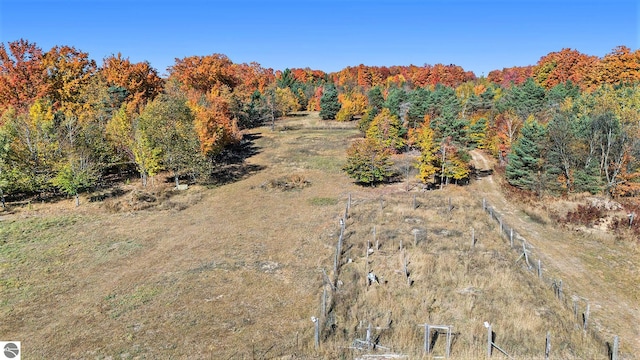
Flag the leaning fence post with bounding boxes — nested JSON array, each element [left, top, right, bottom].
[[322, 288, 327, 316]]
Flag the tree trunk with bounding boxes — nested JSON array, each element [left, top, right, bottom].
[[0, 188, 5, 209], [75, 193, 80, 207], [141, 172, 147, 187], [174, 171, 179, 187]]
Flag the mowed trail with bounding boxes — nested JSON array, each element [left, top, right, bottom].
[[469, 149, 640, 355]]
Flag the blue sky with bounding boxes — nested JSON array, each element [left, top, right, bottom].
[[0, 0, 637, 77]]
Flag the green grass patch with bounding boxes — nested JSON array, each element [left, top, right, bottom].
[[104, 284, 161, 319], [308, 197, 339, 206]]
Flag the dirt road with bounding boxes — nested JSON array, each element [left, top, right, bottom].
[[469, 149, 640, 356]]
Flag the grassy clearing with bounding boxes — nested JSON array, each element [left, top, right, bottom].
[[317, 188, 604, 359], [0, 112, 633, 358]]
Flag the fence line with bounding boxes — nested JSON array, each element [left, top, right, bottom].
[[314, 192, 620, 359], [482, 198, 620, 359]]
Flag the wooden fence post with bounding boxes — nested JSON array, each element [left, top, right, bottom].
[[538, 259, 542, 279], [424, 324, 430, 353], [545, 331, 551, 360], [487, 322, 492, 358], [322, 288, 327, 316], [471, 228, 475, 248], [510, 228, 514, 248], [482, 198, 486, 211], [312, 316, 319, 349], [403, 249, 410, 286], [583, 303, 590, 331], [612, 335, 619, 360]]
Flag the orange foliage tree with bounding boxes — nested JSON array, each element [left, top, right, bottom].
[[0, 39, 49, 116], [44, 45, 97, 112], [487, 66, 533, 88], [532, 48, 598, 90], [101, 53, 163, 112], [588, 46, 640, 89]]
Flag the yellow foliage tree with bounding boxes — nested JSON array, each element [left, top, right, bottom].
[[336, 91, 368, 121], [414, 117, 439, 183]]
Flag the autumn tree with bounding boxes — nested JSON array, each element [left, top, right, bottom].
[[343, 138, 395, 185], [414, 117, 439, 184], [43, 45, 96, 112], [102, 53, 163, 112], [0, 39, 48, 116], [1, 100, 61, 195], [533, 48, 598, 90], [336, 91, 367, 121], [138, 90, 204, 186], [274, 86, 300, 117], [588, 46, 640, 89], [366, 108, 406, 153]]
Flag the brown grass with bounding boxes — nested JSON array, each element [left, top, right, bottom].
[[0, 113, 634, 359]]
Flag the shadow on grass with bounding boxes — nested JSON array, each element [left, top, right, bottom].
[[206, 132, 265, 187]]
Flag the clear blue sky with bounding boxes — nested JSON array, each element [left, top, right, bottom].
[[0, 0, 637, 77]]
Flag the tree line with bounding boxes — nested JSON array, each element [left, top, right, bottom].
[[0, 40, 331, 205], [1, 39, 638, 205], [337, 46, 640, 198]]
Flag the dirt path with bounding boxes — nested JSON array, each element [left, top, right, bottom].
[[469, 149, 640, 355]]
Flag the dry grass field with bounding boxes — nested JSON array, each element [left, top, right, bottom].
[[0, 111, 637, 359]]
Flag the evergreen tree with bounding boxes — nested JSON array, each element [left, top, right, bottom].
[[384, 87, 408, 118], [506, 118, 548, 195], [407, 87, 431, 129], [468, 117, 488, 149], [359, 86, 385, 132], [367, 86, 385, 112], [319, 84, 340, 120]]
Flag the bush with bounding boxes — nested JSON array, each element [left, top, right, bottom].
[[562, 204, 604, 227]]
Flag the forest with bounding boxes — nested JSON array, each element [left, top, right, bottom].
[[1, 40, 640, 205]]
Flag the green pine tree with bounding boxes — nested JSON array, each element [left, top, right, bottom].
[[506, 118, 547, 195], [319, 84, 340, 120]]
